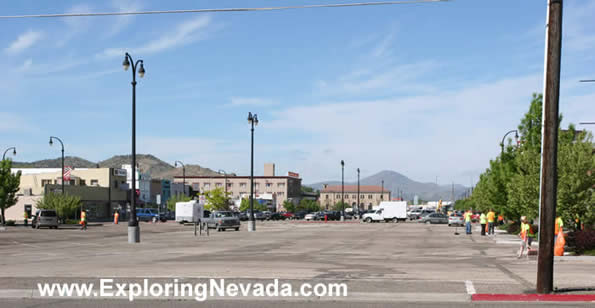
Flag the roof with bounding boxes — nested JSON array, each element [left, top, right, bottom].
[[173, 175, 301, 180], [321, 185, 390, 193]]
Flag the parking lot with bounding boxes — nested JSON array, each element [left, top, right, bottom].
[[0, 220, 593, 307]]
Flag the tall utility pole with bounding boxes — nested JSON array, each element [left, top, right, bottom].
[[247, 112, 258, 232], [357, 168, 360, 214], [340, 160, 345, 221], [537, 0, 563, 294]]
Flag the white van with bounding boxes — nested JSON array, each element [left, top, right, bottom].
[[362, 201, 407, 223]]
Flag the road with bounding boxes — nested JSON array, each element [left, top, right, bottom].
[[0, 220, 593, 307]]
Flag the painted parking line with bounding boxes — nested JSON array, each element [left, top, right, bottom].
[[472, 293, 595, 302], [464, 280, 476, 295]]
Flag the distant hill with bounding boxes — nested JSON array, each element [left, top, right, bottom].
[[13, 156, 97, 168], [307, 170, 468, 202], [12, 154, 222, 180]]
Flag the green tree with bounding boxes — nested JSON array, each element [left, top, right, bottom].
[[0, 159, 21, 225], [166, 194, 192, 212], [331, 201, 348, 212], [239, 197, 267, 212], [297, 199, 321, 212], [203, 187, 231, 211], [36, 193, 82, 223], [282, 200, 297, 213]]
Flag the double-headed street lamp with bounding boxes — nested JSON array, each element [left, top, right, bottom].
[[500, 129, 519, 154], [2, 147, 16, 160], [49, 137, 64, 194], [175, 161, 186, 196], [123, 52, 145, 244], [218, 169, 229, 208], [248, 112, 258, 232], [340, 160, 345, 221]]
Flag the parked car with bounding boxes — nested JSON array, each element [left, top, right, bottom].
[[32, 209, 59, 229], [304, 212, 317, 221], [136, 208, 166, 223], [262, 211, 272, 220], [239, 211, 249, 221], [294, 211, 308, 220], [448, 213, 464, 226], [280, 212, 294, 220], [202, 211, 241, 231], [245, 210, 266, 221], [267, 212, 286, 221], [418, 212, 449, 224], [408, 210, 422, 220]]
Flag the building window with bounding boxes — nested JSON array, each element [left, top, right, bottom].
[[380, 195, 384, 199], [80, 179, 86, 186], [215, 183, 222, 188], [325, 195, 329, 199], [204, 183, 210, 189], [336, 194, 340, 199], [360, 194, 364, 199], [345, 195, 349, 199], [266, 183, 272, 188], [90, 179, 99, 186], [41, 179, 52, 187], [368, 194, 373, 199], [255, 183, 260, 188], [352, 194, 357, 199], [227, 183, 233, 188], [277, 183, 285, 188], [278, 192, 284, 197], [240, 183, 247, 188]]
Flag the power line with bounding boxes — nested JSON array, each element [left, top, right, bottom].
[[0, 0, 448, 19]]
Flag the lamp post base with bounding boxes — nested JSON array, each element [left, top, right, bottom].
[[340, 216, 345, 221], [247, 220, 256, 232], [128, 226, 140, 243]]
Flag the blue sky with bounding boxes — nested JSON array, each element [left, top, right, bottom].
[[1, 0, 594, 186]]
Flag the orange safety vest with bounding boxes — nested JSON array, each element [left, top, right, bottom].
[[498, 215, 504, 221]]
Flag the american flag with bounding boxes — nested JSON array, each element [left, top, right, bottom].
[[63, 166, 72, 181]]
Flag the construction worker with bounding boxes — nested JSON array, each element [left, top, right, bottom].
[[23, 211, 28, 226], [464, 209, 473, 235], [518, 216, 530, 258], [554, 216, 563, 242], [497, 214, 504, 226], [114, 210, 119, 224], [487, 209, 496, 235], [480, 212, 487, 236], [80, 210, 87, 231]]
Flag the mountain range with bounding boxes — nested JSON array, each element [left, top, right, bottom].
[[306, 170, 469, 202], [12, 154, 222, 179]]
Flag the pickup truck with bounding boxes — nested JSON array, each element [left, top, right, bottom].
[[202, 211, 241, 232]]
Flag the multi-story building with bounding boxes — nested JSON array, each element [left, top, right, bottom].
[[173, 163, 302, 211], [319, 185, 391, 210], [7, 168, 129, 221]]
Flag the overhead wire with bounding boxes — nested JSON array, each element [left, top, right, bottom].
[[0, 0, 448, 19]]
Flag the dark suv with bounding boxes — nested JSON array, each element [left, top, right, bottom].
[[135, 208, 166, 223]]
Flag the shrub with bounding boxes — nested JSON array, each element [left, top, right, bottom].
[[572, 229, 595, 254], [5, 220, 15, 226], [65, 219, 81, 225]]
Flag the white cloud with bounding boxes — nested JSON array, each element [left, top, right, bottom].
[[228, 97, 278, 107], [104, 0, 142, 38], [97, 15, 213, 58], [18, 59, 33, 71], [564, 0, 595, 52], [4, 30, 43, 54], [55, 4, 93, 47]]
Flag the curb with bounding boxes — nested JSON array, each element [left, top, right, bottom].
[[472, 294, 595, 302]]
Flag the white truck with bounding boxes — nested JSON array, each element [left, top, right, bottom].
[[175, 200, 204, 223], [362, 201, 407, 223]]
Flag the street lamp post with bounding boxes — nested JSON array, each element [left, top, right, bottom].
[[357, 168, 360, 215], [218, 169, 228, 207], [500, 130, 519, 154], [175, 161, 186, 196], [341, 160, 345, 221], [2, 147, 16, 160], [122, 52, 145, 244], [49, 137, 64, 194], [248, 112, 258, 232], [381, 180, 384, 202]]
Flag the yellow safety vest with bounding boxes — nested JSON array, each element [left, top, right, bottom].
[[480, 214, 487, 224], [555, 217, 563, 234], [81, 212, 86, 222], [464, 212, 472, 222], [487, 212, 495, 223]]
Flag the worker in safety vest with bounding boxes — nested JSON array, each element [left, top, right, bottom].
[[114, 210, 119, 224], [497, 214, 504, 226], [554, 216, 563, 242], [517, 216, 530, 258], [487, 209, 496, 235], [80, 210, 87, 231], [480, 212, 487, 236], [464, 209, 473, 235], [23, 211, 28, 226]]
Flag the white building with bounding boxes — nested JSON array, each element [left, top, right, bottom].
[[121, 164, 151, 203]]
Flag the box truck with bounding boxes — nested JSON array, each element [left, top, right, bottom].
[[175, 200, 204, 223], [362, 201, 407, 223]]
